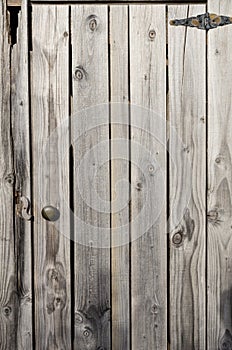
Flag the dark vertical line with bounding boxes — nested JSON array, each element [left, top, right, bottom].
[[8, 9, 18, 344], [128, 5, 132, 350], [166, 6, 170, 349], [205, 2, 208, 349], [27, 4, 35, 349], [107, 5, 112, 349], [69, 5, 75, 350]]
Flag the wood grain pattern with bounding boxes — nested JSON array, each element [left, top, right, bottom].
[[110, 6, 130, 350], [168, 5, 206, 349], [130, 5, 167, 349], [31, 6, 71, 349], [31, 0, 206, 3], [208, 0, 232, 348], [11, 1, 33, 348], [0, 1, 17, 349], [71, 5, 111, 349]]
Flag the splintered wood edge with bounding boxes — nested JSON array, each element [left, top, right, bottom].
[[8, 0, 21, 6]]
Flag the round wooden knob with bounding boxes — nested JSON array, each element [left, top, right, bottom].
[[41, 206, 60, 222]]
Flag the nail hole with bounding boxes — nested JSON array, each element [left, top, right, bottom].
[[149, 29, 156, 40]]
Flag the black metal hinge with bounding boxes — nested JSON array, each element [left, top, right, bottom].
[[170, 12, 232, 30]]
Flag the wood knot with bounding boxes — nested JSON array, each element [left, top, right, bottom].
[[219, 329, 232, 350], [172, 231, 183, 245], [207, 208, 221, 226], [46, 264, 67, 314], [83, 329, 90, 337], [148, 164, 155, 175], [74, 66, 87, 82], [63, 31, 68, 37], [75, 311, 83, 324], [4, 174, 15, 185], [183, 145, 190, 153], [3, 306, 12, 317], [135, 182, 143, 191], [151, 304, 159, 314], [89, 18, 97, 31], [149, 29, 156, 40], [87, 15, 98, 32], [50, 269, 59, 281]]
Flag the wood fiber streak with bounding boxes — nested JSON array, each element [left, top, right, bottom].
[[31, 6, 71, 349], [110, 5, 130, 350], [168, 5, 206, 350], [208, 0, 232, 348], [71, 5, 111, 350], [0, 1, 17, 349], [11, 0, 33, 348]]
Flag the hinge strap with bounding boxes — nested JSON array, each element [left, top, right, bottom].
[[170, 12, 232, 30]]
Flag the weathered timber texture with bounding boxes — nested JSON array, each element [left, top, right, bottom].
[[26, 0, 206, 3], [130, 5, 167, 349], [168, 5, 206, 349], [71, 5, 111, 350], [31, 5, 71, 349], [0, 1, 17, 349], [1, 2, 232, 349], [110, 5, 130, 350], [208, 0, 232, 349], [11, 0, 33, 348]]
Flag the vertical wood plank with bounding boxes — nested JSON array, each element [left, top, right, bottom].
[[71, 5, 111, 349], [0, 2, 17, 349], [208, 1, 232, 348], [31, 6, 71, 349], [110, 6, 130, 350], [130, 5, 167, 349], [168, 5, 206, 349], [11, 1, 33, 348]]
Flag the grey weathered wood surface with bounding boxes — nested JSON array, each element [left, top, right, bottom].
[[130, 5, 167, 349], [11, 1, 33, 349], [168, 5, 206, 349], [71, 5, 111, 349], [31, 5, 71, 349], [110, 5, 130, 350], [28, 0, 206, 3], [208, 0, 232, 349], [7, 0, 207, 6], [1, 1, 232, 349], [0, 1, 17, 349]]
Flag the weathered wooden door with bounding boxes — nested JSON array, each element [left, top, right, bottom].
[[1, 0, 232, 349]]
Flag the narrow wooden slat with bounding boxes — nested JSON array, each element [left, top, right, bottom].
[[71, 5, 111, 349], [130, 5, 167, 349], [0, 2, 17, 349], [31, 6, 71, 349], [11, 1, 32, 348], [208, 1, 232, 348], [30, 0, 206, 3], [110, 6, 130, 350], [168, 5, 206, 349]]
